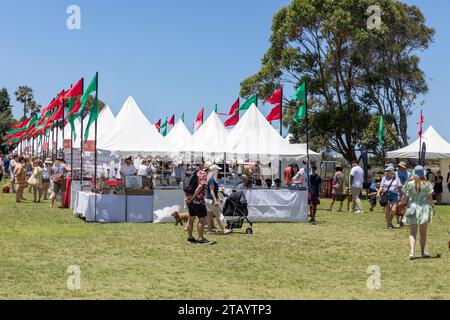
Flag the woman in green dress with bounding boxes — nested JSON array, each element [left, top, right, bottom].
[[399, 166, 435, 260]]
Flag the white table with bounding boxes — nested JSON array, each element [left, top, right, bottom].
[[224, 188, 308, 222], [74, 191, 153, 223], [153, 188, 186, 223]]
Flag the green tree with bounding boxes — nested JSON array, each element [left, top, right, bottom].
[[0, 88, 16, 152], [240, 0, 434, 161], [14, 85, 34, 119]]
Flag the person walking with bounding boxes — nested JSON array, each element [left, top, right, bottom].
[[433, 171, 444, 205], [205, 164, 232, 235], [308, 166, 322, 225], [328, 166, 345, 212], [399, 166, 435, 260], [50, 159, 70, 209], [378, 166, 403, 229], [447, 164, 450, 193], [185, 162, 213, 245], [13, 156, 27, 203], [30, 159, 44, 203], [42, 158, 52, 200], [349, 161, 364, 213]]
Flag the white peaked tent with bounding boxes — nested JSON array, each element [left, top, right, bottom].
[[165, 119, 193, 161], [191, 111, 228, 162], [387, 126, 450, 159], [224, 104, 321, 164], [99, 96, 174, 157]]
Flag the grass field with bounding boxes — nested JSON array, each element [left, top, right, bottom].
[[0, 183, 449, 300]]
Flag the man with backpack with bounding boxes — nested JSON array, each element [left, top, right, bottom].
[[183, 162, 214, 245]]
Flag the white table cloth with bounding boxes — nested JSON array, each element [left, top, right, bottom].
[[224, 188, 308, 222], [74, 191, 153, 223], [153, 188, 186, 223]]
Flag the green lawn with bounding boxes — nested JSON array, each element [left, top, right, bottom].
[[0, 184, 449, 300]]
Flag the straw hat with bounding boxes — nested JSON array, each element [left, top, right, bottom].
[[203, 161, 213, 170], [397, 161, 407, 169], [208, 164, 222, 172]]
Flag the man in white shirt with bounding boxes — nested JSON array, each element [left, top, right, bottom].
[[349, 161, 364, 213], [120, 157, 137, 179]]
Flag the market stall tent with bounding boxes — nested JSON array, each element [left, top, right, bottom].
[[224, 104, 321, 164], [191, 111, 228, 163], [164, 119, 193, 162], [387, 126, 450, 159], [99, 96, 174, 158], [387, 125, 450, 204]]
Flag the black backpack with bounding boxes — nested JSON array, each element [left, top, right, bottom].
[[183, 170, 199, 195]]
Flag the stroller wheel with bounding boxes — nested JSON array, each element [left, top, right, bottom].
[[246, 227, 253, 234]]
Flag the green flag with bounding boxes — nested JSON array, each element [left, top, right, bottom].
[[67, 98, 78, 141], [292, 82, 307, 124], [378, 115, 384, 144], [84, 74, 99, 142], [214, 104, 218, 113], [238, 95, 257, 111], [291, 82, 306, 102], [181, 112, 185, 123], [161, 118, 168, 137], [76, 74, 98, 119]]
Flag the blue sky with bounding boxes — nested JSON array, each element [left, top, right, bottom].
[[0, 0, 449, 142]]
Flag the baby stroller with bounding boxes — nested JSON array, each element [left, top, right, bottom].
[[221, 190, 253, 234]]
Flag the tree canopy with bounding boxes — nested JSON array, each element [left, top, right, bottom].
[[240, 0, 434, 162]]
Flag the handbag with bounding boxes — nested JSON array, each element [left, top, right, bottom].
[[27, 175, 38, 187], [53, 173, 64, 184], [380, 178, 395, 207], [405, 203, 417, 217]]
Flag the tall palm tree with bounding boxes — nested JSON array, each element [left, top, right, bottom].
[[14, 85, 34, 119]]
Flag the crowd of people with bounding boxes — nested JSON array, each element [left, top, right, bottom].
[[0, 153, 70, 208]]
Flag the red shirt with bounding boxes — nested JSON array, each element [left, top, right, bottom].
[[284, 167, 292, 185]]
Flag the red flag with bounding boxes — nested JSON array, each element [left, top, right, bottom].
[[155, 119, 161, 131], [219, 98, 239, 116], [265, 88, 282, 105], [266, 104, 281, 123], [417, 111, 424, 138], [41, 90, 65, 116], [168, 115, 175, 126], [63, 78, 83, 99], [66, 99, 81, 118], [12, 116, 32, 129], [224, 111, 239, 127], [193, 108, 204, 130]]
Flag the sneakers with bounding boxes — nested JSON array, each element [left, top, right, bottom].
[[187, 238, 197, 244], [309, 219, 317, 225], [223, 228, 233, 235], [197, 238, 214, 245], [387, 224, 394, 230], [420, 252, 431, 259], [355, 210, 363, 214]]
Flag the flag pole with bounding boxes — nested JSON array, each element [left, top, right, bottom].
[[279, 87, 283, 181], [80, 78, 84, 187], [94, 72, 98, 222], [418, 110, 423, 160], [305, 81, 310, 192]]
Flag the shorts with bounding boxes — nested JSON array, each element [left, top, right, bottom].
[[205, 198, 221, 214], [369, 197, 377, 206], [332, 194, 345, 202], [387, 191, 399, 204], [187, 203, 207, 218], [52, 181, 66, 193], [308, 193, 320, 206], [42, 178, 50, 184]]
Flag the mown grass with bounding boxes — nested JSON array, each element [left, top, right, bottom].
[[0, 183, 449, 300]]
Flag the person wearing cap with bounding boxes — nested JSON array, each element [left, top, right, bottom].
[[120, 157, 137, 178], [399, 166, 435, 259], [377, 166, 402, 229], [185, 162, 214, 245], [42, 158, 53, 200], [205, 164, 232, 235]]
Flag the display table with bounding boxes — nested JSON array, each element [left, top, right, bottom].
[[74, 191, 153, 223], [153, 187, 186, 223], [224, 188, 308, 222]]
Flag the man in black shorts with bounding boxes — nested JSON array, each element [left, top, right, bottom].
[[185, 163, 214, 245]]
